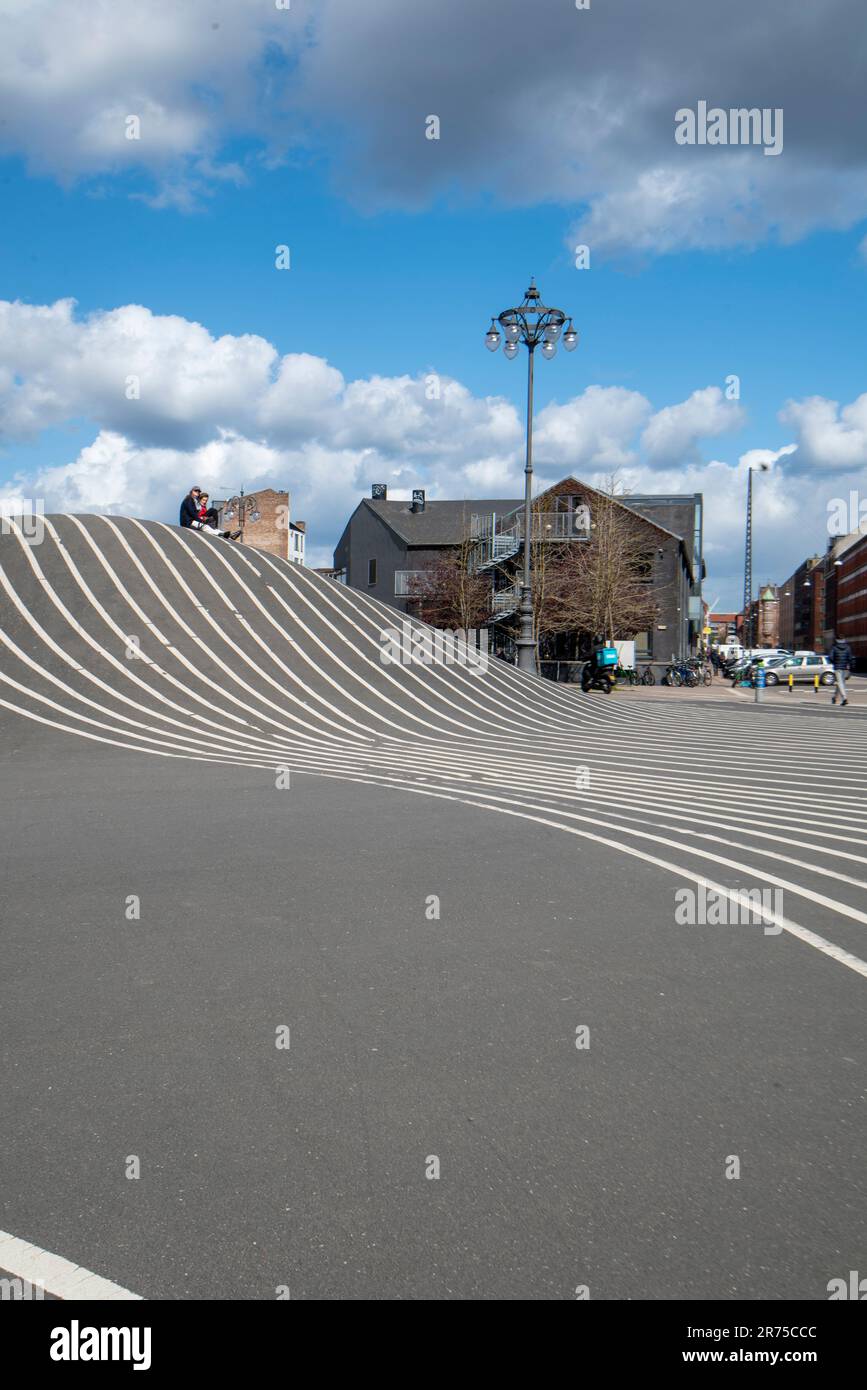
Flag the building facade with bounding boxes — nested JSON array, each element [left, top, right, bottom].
[[333, 478, 702, 671], [826, 529, 867, 668], [706, 611, 740, 644], [778, 556, 824, 652], [214, 487, 306, 563]]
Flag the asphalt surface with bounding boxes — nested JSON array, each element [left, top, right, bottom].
[[1, 516, 865, 1300]]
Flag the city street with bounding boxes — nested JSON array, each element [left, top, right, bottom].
[[1, 517, 864, 1300], [616, 674, 867, 710]]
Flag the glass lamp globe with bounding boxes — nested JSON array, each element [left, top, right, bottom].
[[541, 340, 557, 360], [503, 341, 519, 360], [485, 322, 501, 353], [563, 324, 579, 351], [544, 321, 562, 343], [504, 322, 521, 343]]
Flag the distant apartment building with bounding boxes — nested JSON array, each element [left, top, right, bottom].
[[778, 556, 824, 652], [825, 528, 867, 667], [706, 611, 739, 643], [214, 487, 306, 564], [739, 584, 780, 648]]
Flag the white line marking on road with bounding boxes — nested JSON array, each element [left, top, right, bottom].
[[0, 1230, 143, 1300]]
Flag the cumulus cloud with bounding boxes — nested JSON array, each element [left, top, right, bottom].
[[594, 450, 854, 608], [296, 0, 867, 254], [0, 296, 860, 594], [0, 0, 313, 199], [2, 1, 867, 252], [535, 387, 651, 471], [641, 387, 745, 465], [779, 394, 867, 472]]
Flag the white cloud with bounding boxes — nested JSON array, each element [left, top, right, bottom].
[[1, 297, 864, 607], [779, 394, 867, 471], [535, 387, 651, 471], [2, 1, 867, 251], [0, 0, 313, 200], [641, 387, 746, 465]]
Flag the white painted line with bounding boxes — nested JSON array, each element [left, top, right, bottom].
[[0, 1230, 143, 1300]]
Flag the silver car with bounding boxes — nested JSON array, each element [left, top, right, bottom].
[[762, 654, 834, 686]]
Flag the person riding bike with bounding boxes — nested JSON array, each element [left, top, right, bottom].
[[581, 640, 617, 694]]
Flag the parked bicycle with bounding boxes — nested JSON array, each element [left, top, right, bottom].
[[662, 661, 699, 687], [614, 664, 656, 686], [686, 657, 713, 686]]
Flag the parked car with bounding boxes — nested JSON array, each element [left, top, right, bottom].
[[761, 654, 834, 685], [723, 648, 791, 677], [726, 652, 792, 684]]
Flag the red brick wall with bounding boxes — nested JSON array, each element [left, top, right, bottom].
[[836, 533, 867, 663], [222, 489, 290, 560]]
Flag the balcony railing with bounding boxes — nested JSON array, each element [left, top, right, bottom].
[[394, 570, 423, 597], [491, 587, 520, 617], [470, 510, 590, 542]]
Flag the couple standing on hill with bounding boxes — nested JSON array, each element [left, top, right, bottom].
[[179, 487, 241, 541]]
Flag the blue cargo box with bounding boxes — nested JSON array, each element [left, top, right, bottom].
[[596, 647, 618, 667]]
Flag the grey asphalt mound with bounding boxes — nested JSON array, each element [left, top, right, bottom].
[[1, 516, 865, 1299]]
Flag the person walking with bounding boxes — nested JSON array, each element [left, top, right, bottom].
[[829, 633, 853, 707]]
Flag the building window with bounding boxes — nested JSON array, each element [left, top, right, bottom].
[[394, 571, 420, 596], [634, 631, 651, 659], [368, 558, 377, 585]]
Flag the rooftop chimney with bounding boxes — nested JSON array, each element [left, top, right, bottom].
[[411, 489, 426, 513], [371, 483, 387, 500]]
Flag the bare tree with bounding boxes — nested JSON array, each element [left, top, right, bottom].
[[406, 531, 493, 630], [542, 489, 660, 641]]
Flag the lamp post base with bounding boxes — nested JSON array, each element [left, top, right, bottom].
[[516, 590, 536, 673]]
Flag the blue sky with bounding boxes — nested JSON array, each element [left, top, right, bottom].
[[1, 0, 866, 608]]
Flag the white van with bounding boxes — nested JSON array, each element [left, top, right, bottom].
[[743, 648, 791, 663], [716, 641, 744, 662]]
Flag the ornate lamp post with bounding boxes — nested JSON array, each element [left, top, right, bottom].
[[485, 279, 578, 672], [221, 487, 260, 542]]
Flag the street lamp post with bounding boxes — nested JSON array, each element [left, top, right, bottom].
[[220, 487, 261, 543], [742, 462, 769, 649], [485, 280, 578, 673]]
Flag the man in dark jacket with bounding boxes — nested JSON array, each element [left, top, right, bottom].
[[829, 634, 853, 706], [179, 487, 202, 529], [179, 487, 241, 540]]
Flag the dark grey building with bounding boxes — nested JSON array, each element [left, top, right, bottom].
[[333, 491, 519, 613], [334, 480, 702, 669], [620, 492, 705, 657]]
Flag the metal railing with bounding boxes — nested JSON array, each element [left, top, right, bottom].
[[394, 570, 422, 596], [491, 587, 520, 616], [470, 510, 590, 542]]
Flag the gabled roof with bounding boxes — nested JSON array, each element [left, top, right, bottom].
[[500, 476, 690, 546], [364, 497, 520, 546], [358, 478, 695, 580]]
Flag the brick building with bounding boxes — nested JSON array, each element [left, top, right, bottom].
[[740, 584, 780, 648], [214, 488, 306, 564], [827, 529, 867, 668], [778, 556, 824, 652], [706, 611, 739, 643]]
